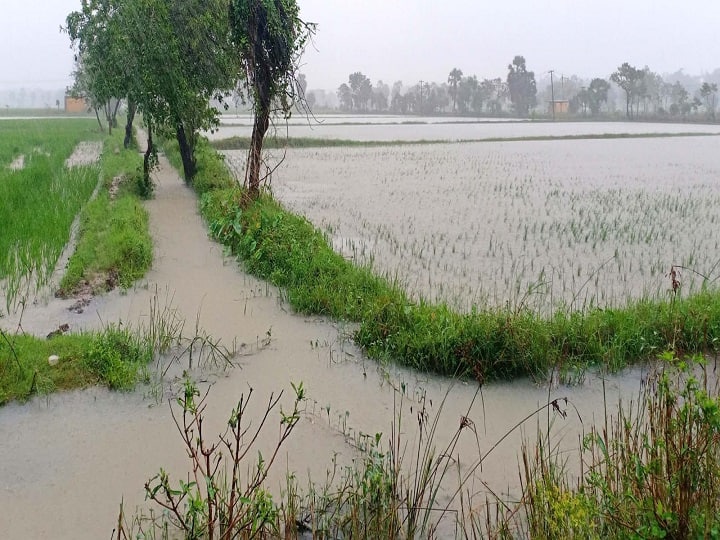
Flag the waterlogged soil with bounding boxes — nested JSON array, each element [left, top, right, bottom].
[[1, 147, 659, 538], [232, 135, 720, 313]]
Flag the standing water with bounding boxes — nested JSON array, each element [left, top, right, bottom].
[[1, 151, 654, 538]]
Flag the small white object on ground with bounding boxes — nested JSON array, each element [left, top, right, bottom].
[[48, 355, 60, 366]]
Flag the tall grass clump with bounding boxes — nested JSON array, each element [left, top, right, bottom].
[[0, 326, 152, 404], [508, 356, 720, 539]]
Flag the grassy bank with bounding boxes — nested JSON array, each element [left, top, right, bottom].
[[0, 326, 152, 404], [165, 139, 720, 381], [58, 129, 152, 295], [513, 357, 720, 539], [211, 131, 720, 151]]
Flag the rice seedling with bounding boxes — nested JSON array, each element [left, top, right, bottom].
[[0, 119, 101, 311], [239, 136, 720, 316]]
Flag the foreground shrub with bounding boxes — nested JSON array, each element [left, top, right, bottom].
[[516, 356, 720, 539]]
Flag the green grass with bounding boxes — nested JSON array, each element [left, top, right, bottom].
[[210, 131, 720, 151], [58, 130, 152, 295], [511, 357, 720, 539], [0, 119, 102, 299], [163, 136, 236, 194], [0, 326, 152, 404]]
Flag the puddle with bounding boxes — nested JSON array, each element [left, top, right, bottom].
[[65, 141, 103, 168], [0, 149, 663, 538], [8, 154, 24, 171]]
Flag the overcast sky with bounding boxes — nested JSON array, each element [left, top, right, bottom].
[[1, 0, 718, 91]]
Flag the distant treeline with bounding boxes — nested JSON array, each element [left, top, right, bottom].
[[301, 59, 720, 121]]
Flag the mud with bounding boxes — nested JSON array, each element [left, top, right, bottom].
[[1, 143, 658, 538]]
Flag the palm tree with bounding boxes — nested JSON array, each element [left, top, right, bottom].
[[448, 68, 463, 113]]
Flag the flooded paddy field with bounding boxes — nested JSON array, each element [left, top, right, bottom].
[[0, 143, 665, 538], [210, 115, 720, 142], [0, 147, 646, 538], [3, 118, 719, 537], [225, 134, 720, 313]]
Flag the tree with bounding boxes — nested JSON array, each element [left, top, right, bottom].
[[506, 56, 536, 117], [669, 81, 690, 116], [348, 72, 372, 112], [447, 68, 463, 113], [121, 0, 236, 183], [305, 91, 316, 110], [456, 75, 478, 114], [610, 62, 643, 118], [372, 80, 389, 111], [65, 0, 127, 136], [337, 83, 352, 111], [67, 0, 236, 181], [700, 82, 718, 120], [229, 0, 314, 198], [586, 78, 609, 115], [482, 78, 506, 114]]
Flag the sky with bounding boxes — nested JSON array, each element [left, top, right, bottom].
[[1, 0, 719, 92]]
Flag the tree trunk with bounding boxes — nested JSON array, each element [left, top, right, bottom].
[[104, 101, 112, 135], [247, 106, 270, 199], [94, 107, 104, 132], [144, 122, 154, 186], [625, 92, 631, 119], [175, 124, 196, 182], [111, 99, 121, 129], [124, 100, 137, 149]]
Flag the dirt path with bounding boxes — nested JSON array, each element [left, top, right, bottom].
[[0, 144, 645, 538]]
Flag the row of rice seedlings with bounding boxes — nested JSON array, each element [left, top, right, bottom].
[[260, 137, 720, 315], [0, 118, 95, 167], [0, 119, 100, 311]]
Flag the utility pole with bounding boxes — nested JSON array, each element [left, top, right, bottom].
[[419, 80, 424, 115], [549, 69, 555, 121]]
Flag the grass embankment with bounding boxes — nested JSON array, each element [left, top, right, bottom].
[[0, 327, 152, 404], [0, 121, 154, 404], [211, 131, 720, 151], [58, 129, 152, 295], [168, 139, 720, 381]]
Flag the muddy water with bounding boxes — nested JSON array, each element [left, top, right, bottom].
[[2, 152, 653, 538]]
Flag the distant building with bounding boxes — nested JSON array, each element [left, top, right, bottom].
[[64, 95, 89, 113], [548, 100, 569, 115]]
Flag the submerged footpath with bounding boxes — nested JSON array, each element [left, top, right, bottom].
[[0, 145, 644, 538]]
